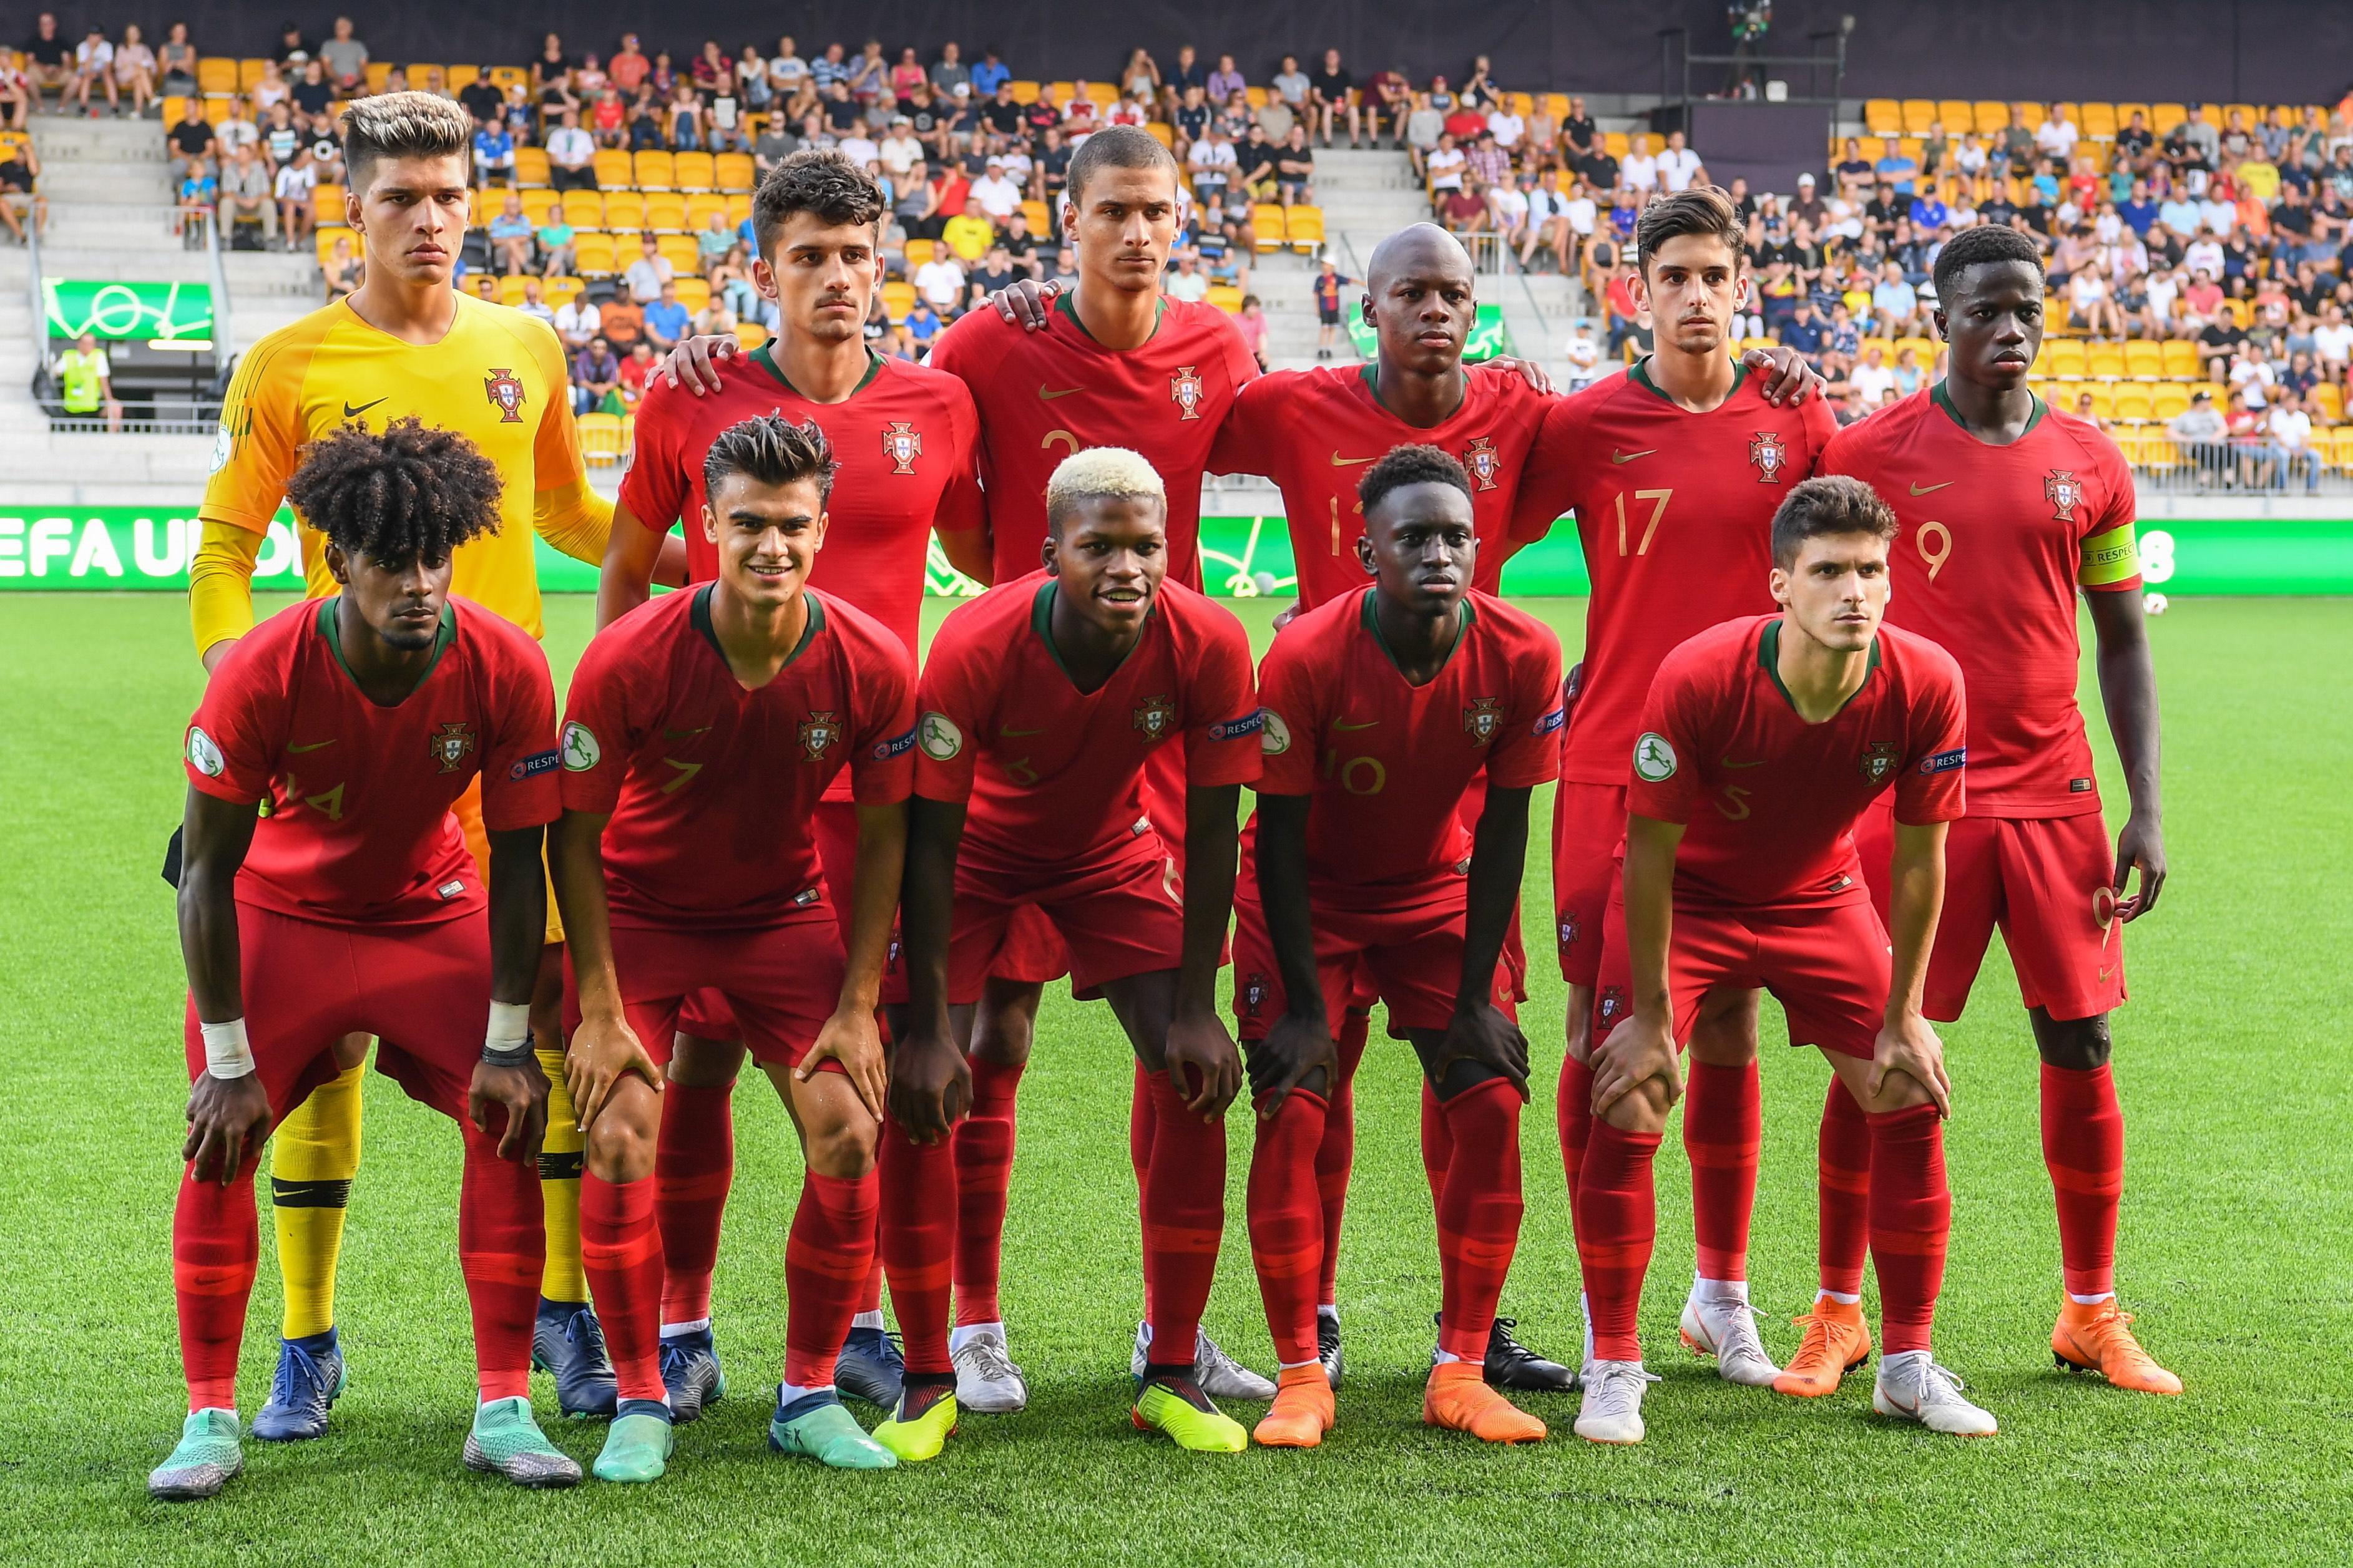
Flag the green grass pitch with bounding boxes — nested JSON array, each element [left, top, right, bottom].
[[1, 592, 2348, 1566]]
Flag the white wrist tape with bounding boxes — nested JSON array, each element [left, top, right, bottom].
[[200, 1017, 256, 1080], [483, 1001, 533, 1066]]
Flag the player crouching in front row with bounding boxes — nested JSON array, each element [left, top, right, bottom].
[[1240, 446, 1565, 1448], [155, 422, 578, 1499], [550, 416, 917, 1482], [1574, 474, 1996, 1443]]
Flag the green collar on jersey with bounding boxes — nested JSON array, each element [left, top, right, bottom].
[[1629, 353, 1748, 406], [1361, 586, 1473, 686], [1054, 286, 1166, 345], [749, 341, 885, 401], [316, 596, 456, 704], [691, 581, 825, 673], [1030, 577, 1150, 691], [1757, 615, 1880, 719], [1357, 361, 1470, 426], [1931, 377, 2044, 439]]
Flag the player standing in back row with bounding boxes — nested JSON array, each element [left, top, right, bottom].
[[1811, 224, 2176, 1398]]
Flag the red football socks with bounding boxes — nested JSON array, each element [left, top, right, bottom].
[[655, 1081, 733, 1328], [1556, 1049, 1595, 1207], [1419, 1079, 1451, 1209], [951, 1055, 1024, 1326], [1817, 1076, 1873, 1298], [174, 1162, 260, 1412], [1314, 1012, 1368, 1306], [1684, 1059, 1761, 1283], [458, 1119, 545, 1402], [879, 1123, 956, 1375], [784, 1169, 879, 1388], [1433, 1078, 1524, 1362], [1575, 1121, 1661, 1363], [2042, 1062, 2124, 1298], [1128, 1058, 1155, 1192], [1246, 1088, 1328, 1366], [579, 1171, 664, 1401], [1140, 1068, 1224, 1366], [1867, 1104, 1951, 1355]]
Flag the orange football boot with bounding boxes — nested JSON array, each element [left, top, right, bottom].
[[1772, 1298, 1874, 1398], [2053, 1298, 2183, 1395], [1253, 1365, 1336, 1448], [1423, 1361, 1547, 1443]]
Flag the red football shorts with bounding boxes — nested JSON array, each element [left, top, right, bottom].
[[575, 916, 847, 1073], [947, 848, 1183, 1004], [1856, 797, 2126, 1023], [181, 902, 490, 1122], [1231, 873, 1516, 1041], [1593, 884, 1891, 1061], [1550, 781, 1626, 986], [677, 799, 902, 1040]]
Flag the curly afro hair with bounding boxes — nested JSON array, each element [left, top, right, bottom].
[[285, 417, 506, 563], [1358, 442, 1473, 517]]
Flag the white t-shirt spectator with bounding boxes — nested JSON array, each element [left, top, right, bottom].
[[838, 134, 878, 169], [1271, 68, 1310, 107], [516, 293, 557, 327], [770, 53, 808, 92], [2197, 197, 2236, 237], [2068, 270, 2108, 311], [878, 132, 923, 178], [970, 170, 1020, 221], [1489, 185, 1529, 228], [2183, 238, 2224, 279], [2269, 403, 2312, 449], [1658, 146, 1703, 192], [273, 160, 315, 204], [1163, 266, 1209, 303], [914, 255, 966, 309], [1565, 193, 1598, 235], [215, 115, 260, 155], [546, 124, 594, 170], [1621, 151, 1660, 192], [2312, 318, 2353, 366], [1426, 145, 1466, 192], [624, 252, 673, 304], [1485, 109, 1523, 149], [1851, 358, 1897, 403], [2228, 356, 2274, 402], [2035, 116, 2078, 159], [2143, 270, 2181, 323], [554, 299, 602, 347], [76, 37, 114, 76]]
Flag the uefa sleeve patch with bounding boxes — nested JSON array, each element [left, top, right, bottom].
[[1260, 709, 1293, 756], [186, 726, 226, 777], [1632, 732, 1676, 782], [1208, 709, 1263, 743], [873, 727, 918, 761], [1917, 747, 1966, 774], [508, 747, 562, 781], [1534, 706, 1566, 736], [916, 713, 963, 762], [560, 721, 600, 771]]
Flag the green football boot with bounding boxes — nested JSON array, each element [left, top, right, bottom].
[[873, 1378, 959, 1463], [462, 1395, 582, 1488], [148, 1408, 245, 1501], [769, 1390, 899, 1470], [592, 1402, 677, 1483], [1132, 1371, 1248, 1453]]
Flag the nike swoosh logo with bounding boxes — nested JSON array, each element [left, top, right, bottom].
[[286, 739, 336, 752], [1002, 726, 1046, 736], [1910, 481, 1954, 495], [1038, 386, 1083, 400], [341, 397, 388, 419], [1611, 447, 1658, 464], [1331, 452, 1377, 466], [1333, 719, 1378, 731], [2096, 965, 2116, 983], [662, 726, 712, 739], [1721, 757, 1766, 769]]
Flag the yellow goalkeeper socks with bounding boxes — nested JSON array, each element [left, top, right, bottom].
[[272, 1062, 364, 1340], [537, 1045, 588, 1303]]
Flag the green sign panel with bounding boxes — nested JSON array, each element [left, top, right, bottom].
[[0, 509, 2343, 598], [42, 279, 215, 343], [1346, 301, 1507, 363]]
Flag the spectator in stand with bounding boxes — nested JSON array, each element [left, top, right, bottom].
[[1405, 94, 1446, 178], [1850, 343, 1897, 404], [71, 24, 114, 116], [1364, 66, 1411, 148], [109, 23, 156, 117], [1622, 133, 1660, 197], [1163, 250, 1209, 303], [1309, 50, 1359, 149], [472, 117, 515, 187], [941, 196, 994, 264], [169, 99, 215, 173], [174, 156, 215, 239], [317, 17, 368, 95], [914, 243, 966, 315], [1205, 52, 1245, 104], [1489, 168, 1531, 256], [1441, 180, 1488, 235], [552, 288, 601, 355], [1276, 125, 1316, 206], [156, 20, 196, 96], [290, 57, 332, 118], [457, 66, 503, 127], [1426, 130, 1466, 195], [320, 231, 360, 298], [220, 142, 275, 247], [273, 145, 315, 250], [1524, 167, 1572, 272], [1658, 129, 1703, 193], [544, 109, 597, 191], [1485, 93, 1523, 155], [1187, 120, 1236, 210], [511, 277, 555, 329], [1465, 129, 1510, 192], [22, 14, 71, 113], [642, 278, 690, 352], [2267, 389, 2319, 490], [1310, 259, 1355, 358], [2167, 388, 2226, 484], [1118, 47, 1160, 110], [56, 331, 122, 431], [622, 230, 672, 305], [612, 338, 658, 409], [487, 193, 536, 275]]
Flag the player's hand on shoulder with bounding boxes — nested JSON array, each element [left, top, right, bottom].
[[469, 1058, 551, 1161], [993, 276, 1059, 331], [565, 1012, 663, 1130], [802, 1005, 889, 1121], [1741, 343, 1822, 406], [2113, 812, 2166, 921], [1437, 1002, 1533, 1101], [1591, 1011, 1681, 1113], [1165, 1009, 1243, 1121], [1869, 1013, 1952, 1117], [888, 1023, 972, 1144], [183, 1072, 273, 1185], [1246, 1010, 1337, 1118], [1488, 355, 1557, 395], [658, 333, 744, 397]]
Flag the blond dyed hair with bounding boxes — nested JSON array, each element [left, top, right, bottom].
[[340, 90, 474, 193], [1045, 447, 1166, 533]]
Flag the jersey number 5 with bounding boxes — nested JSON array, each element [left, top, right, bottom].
[[1613, 489, 1672, 555]]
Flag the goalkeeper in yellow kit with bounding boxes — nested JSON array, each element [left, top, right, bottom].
[[190, 91, 682, 1436]]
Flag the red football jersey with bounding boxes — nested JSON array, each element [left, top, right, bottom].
[[184, 597, 560, 925], [1510, 360, 1838, 786], [1628, 614, 1968, 910], [619, 345, 986, 653], [914, 572, 1262, 874], [559, 586, 916, 928], [1209, 363, 1557, 609], [1255, 588, 1563, 895], [1821, 386, 2141, 817], [927, 293, 1260, 588]]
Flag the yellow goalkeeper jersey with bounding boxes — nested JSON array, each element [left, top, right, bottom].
[[196, 290, 610, 650]]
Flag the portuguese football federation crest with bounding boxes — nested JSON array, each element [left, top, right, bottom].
[[1860, 740, 1900, 784], [798, 711, 843, 761], [1462, 436, 1500, 490], [482, 368, 527, 423], [1597, 985, 1630, 1029], [1557, 911, 1581, 955], [1241, 971, 1269, 1020], [1170, 366, 1205, 420], [2046, 468, 2082, 522], [1749, 430, 1788, 483], [882, 421, 922, 474], [1134, 695, 1176, 740], [1462, 696, 1504, 745], [430, 721, 476, 772]]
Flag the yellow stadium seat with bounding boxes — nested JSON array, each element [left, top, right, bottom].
[[593, 149, 634, 188], [643, 193, 690, 232], [514, 147, 550, 187], [494, 275, 531, 306], [575, 411, 628, 467], [1284, 205, 1325, 253], [573, 234, 619, 276], [1856, 137, 1886, 162], [602, 190, 646, 232], [1972, 100, 2008, 135], [197, 57, 237, 96], [2086, 344, 2128, 379], [2161, 339, 2201, 379], [2314, 382, 2344, 424], [448, 66, 479, 92], [2151, 385, 2191, 421], [683, 192, 731, 228], [364, 61, 392, 94], [1897, 137, 1924, 162], [489, 66, 529, 92], [1206, 284, 1243, 314], [2124, 341, 2165, 379], [2150, 102, 2187, 134], [1145, 122, 1174, 147], [1009, 80, 1039, 104], [545, 192, 599, 230], [161, 95, 188, 125], [2044, 340, 2088, 377], [520, 190, 561, 225], [408, 64, 444, 90], [674, 152, 717, 191], [1603, 131, 1629, 158], [881, 280, 917, 319], [1508, 92, 1535, 117], [725, 194, 751, 226], [735, 321, 769, 350], [2223, 298, 2252, 329], [203, 98, 231, 124], [1251, 203, 1286, 253], [657, 234, 700, 275], [314, 227, 353, 266], [1896, 336, 1937, 364], [1864, 99, 1902, 135], [2081, 103, 2118, 139], [673, 278, 710, 313], [715, 153, 756, 192], [310, 183, 346, 226], [635, 151, 677, 191], [1900, 99, 1937, 134], [1936, 99, 1973, 133], [1047, 80, 1074, 103], [903, 238, 936, 268], [1083, 82, 1115, 107], [2112, 387, 2154, 421], [1246, 86, 1269, 108], [543, 276, 585, 306], [1543, 93, 1571, 119], [1020, 200, 1052, 233], [237, 59, 268, 91]]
